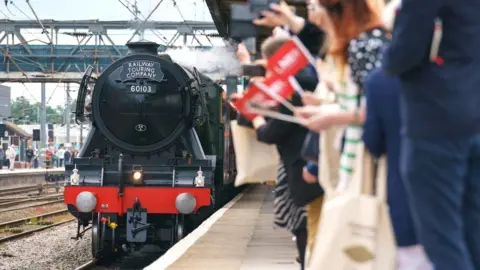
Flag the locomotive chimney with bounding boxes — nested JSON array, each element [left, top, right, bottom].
[[126, 40, 160, 55]]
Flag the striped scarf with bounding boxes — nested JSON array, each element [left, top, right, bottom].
[[335, 67, 364, 191]]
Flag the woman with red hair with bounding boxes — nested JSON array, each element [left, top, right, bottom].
[[297, 0, 389, 196]]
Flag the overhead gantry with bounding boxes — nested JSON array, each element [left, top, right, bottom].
[[0, 19, 218, 83]]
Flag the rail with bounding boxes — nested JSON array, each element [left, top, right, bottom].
[[0, 209, 73, 243]]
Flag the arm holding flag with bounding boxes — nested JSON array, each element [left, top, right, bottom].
[[254, 94, 306, 145]]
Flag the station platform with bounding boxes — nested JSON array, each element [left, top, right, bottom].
[[146, 185, 298, 270], [0, 168, 65, 188], [0, 168, 64, 175]]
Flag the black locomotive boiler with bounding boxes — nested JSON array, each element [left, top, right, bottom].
[[63, 41, 237, 258]]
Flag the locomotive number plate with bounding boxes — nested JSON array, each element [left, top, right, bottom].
[[126, 84, 157, 94]]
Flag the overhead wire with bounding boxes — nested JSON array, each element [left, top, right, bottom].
[[47, 69, 70, 104], [117, 0, 169, 44], [3, 0, 62, 104], [1, 5, 46, 45], [171, 0, 203, 46], [23, 0, 52, 44]]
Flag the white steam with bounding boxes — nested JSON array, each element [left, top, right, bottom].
[[164, 45, 241, 80]]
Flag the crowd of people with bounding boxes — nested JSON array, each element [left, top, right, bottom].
[[225, 0, 480, 269], [0, 144, 78, 170]]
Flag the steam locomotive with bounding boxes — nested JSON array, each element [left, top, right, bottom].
[[63, 41, 237, 258]]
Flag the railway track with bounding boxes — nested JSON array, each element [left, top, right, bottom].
[[0, 183, 59, 197], [75, 260, 97, 270], [0, 194, 63, 208], [0, 198, 65, 214], [74, 248, 164, 270], [0, 209, 74, 244]]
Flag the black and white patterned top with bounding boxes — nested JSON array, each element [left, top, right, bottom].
[[347, 28, 389, 90], [336, 27, 389, 190]]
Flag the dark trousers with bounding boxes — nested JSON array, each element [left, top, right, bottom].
[[294, 227, 307, 270], [401, 135, 480, 270]]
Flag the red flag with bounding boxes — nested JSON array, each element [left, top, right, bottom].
[[266, 37, 315, 78], [233, 76, 298, 120], [232, 84, 271, 121], [259, 75, 297, 101]]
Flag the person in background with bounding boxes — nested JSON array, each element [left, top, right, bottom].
[[57, 146, 65, 167], [64, 148, 71, 165], [45, 147, 53, 168], [382, 0, 480, 269], [25, 146, 34, 168], [0, 147, 4, 170], [33, 148, 38, 169], [6, 145, 16, 171], [71, 148, 78, 159], [51, 146, 58, 167]]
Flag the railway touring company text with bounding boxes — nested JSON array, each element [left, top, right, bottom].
[[119, 60, 164, 82], [126, 61, 157, 80]]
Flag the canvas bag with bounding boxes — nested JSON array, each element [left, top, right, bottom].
[[230, 120, 279, 187], [306, 132, 396, 270]]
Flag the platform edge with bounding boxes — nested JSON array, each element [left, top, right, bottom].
[[144, 186, 251, 270]]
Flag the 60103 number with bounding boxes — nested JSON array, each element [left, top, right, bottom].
[[131, 85, 152, 93]]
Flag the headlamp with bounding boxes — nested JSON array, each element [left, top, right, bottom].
[[131, 165, 143, 183], [133, 171, 142, 180]]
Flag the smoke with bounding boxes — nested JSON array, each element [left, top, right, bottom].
[[164, 45, 241, 80]]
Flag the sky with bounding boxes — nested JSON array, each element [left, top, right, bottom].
[[0, 0, 230, 107]]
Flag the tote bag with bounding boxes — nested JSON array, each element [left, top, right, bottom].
[[230, 120, 279, 187], [306, 133, 396, 270]]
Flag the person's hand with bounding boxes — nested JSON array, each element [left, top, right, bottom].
[[236, 43, 251, 65], [307, 1, 331, 33], [254, 59, 267, 67], [294, 105, 323, 119], [304, 111, 336, 132], [252, 115, 267, 129], [272, 26, 290, 37], [303, 166, 318, 184], [302, 92, 322, 106], [253, 2, 297, 28]]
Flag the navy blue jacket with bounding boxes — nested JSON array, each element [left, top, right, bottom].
[[362, 68, 417, 247], [382, 0, 480, 139]]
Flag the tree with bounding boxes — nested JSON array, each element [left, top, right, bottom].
[[11, 97, 66, 124]]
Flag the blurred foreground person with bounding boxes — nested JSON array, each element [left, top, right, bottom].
[[296, 0, 388, 189], [362, 2, 432, 268], [382, 0, 480, 269], [363, 68, 432, 270]]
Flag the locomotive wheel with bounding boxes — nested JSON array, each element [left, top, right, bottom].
[[91, 213, 102, 258], [174, 215, 185, 242]]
